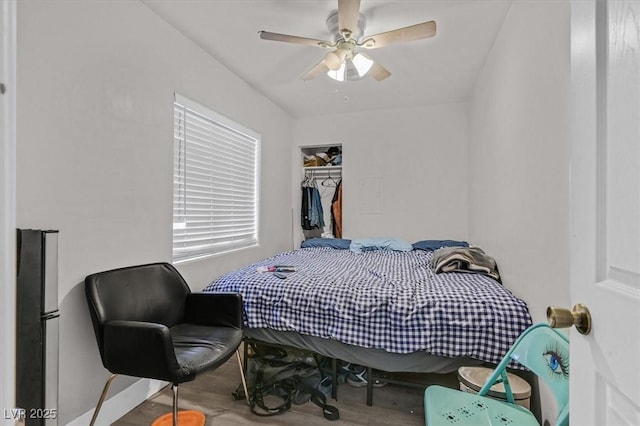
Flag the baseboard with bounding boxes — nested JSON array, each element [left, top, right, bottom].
[[66, 378, 167, 426]]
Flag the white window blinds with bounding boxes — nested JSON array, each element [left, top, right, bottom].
[[173, 93, 259, 262]]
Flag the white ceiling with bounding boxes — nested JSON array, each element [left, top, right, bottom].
[[143, 0, 513, 118]]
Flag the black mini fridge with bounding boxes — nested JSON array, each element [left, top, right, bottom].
[[16, 229, 59, 426]]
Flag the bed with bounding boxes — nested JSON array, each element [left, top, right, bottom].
[[203, 239, 533, 380]]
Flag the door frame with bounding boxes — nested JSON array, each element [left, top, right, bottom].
[[0, 0, 17, 422]]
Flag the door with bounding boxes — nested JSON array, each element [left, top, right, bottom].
[[570, 1, 640, 425]]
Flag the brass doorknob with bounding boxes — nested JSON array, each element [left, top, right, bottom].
[[546, 303, 592, 335]]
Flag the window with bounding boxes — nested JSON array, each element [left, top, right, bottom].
[[173, 93, 259, 262]]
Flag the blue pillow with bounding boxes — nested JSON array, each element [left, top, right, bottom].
[[349, 238, 413, 254], [412, 239, 469, 252], [301, 238, 352, 250]]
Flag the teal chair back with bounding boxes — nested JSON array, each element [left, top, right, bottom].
[[478, 323, 570, 425]]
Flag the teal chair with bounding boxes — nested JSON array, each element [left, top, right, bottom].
[[424, 323, 569, 426]]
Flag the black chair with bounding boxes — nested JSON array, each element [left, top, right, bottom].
[[85, 262, 247, 426]]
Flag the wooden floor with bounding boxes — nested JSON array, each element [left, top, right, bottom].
[[114, 354, 460, 426]]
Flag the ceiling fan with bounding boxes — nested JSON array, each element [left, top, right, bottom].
[[258, 0, 437, 82]]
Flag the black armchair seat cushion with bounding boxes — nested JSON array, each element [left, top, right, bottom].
[[172, 323, 243, 380]]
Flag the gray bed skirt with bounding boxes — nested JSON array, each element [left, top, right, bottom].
[[244, 328, 483, 374]]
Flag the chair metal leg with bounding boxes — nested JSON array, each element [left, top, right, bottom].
[[172, 383, 178, 426], [236, 349, 250, 405], [89, 374, 118, 426]]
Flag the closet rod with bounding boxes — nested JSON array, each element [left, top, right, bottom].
[[304, 165, 342, 171]]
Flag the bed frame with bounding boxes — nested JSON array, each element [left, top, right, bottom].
[[241, 329, 541, 422], [243, 328, 482, 406]]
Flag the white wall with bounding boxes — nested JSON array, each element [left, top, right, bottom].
[[293, 103, 469, 246], [0, 2, 17, 425], [468, 1, 571, 323], [16, 1, 292, 423]]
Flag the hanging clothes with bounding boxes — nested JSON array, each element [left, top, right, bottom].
[[310, 185, 325, 228], [331, 179, 342, 238], [301, 175, 324, 230], [301, 183, 311, 230]]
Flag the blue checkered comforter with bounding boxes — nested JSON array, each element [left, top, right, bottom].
[[204, 248, 532, 366]]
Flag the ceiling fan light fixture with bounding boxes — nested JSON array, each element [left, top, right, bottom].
[[352, 53, 374, 77], [325, 48, 347, 70], [327, 61, 346, 82], [259, 2, 435, 83]]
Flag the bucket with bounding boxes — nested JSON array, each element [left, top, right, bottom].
[[151, 410, 206, 426], [457, 366, 531, 409]]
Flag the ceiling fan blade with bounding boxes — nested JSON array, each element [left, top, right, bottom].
[[368, 60, 391, 81], [338, 0, 361, 39], [259, 31, 330, 48], [361, 20, 437, 49], [302, 59, 329, 81]]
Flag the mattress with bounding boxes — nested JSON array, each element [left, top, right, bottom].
[[204, 247, 532, 367]]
